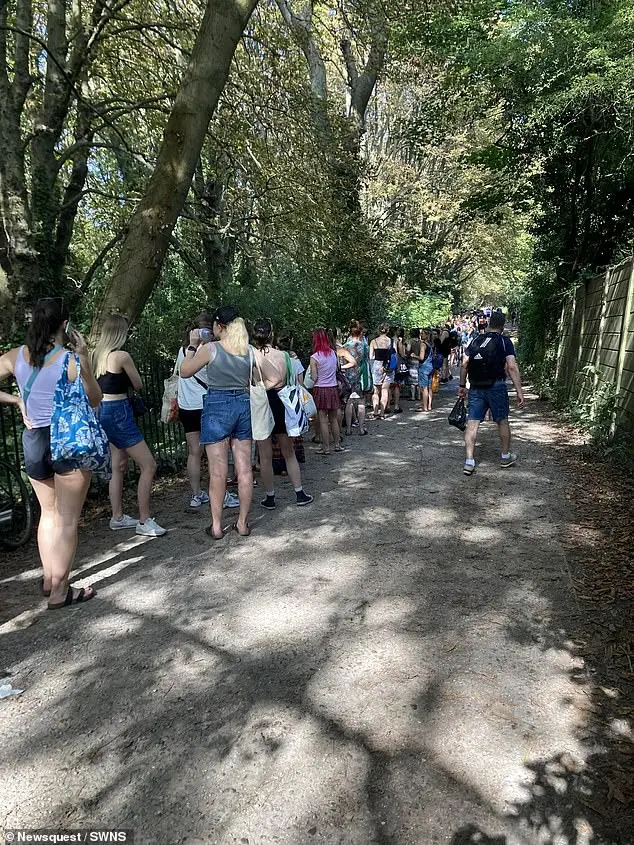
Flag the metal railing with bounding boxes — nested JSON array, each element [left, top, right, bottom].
[[0, 360, 187, 478]]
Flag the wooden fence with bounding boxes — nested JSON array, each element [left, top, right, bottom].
[[555, 257, 634, 437]]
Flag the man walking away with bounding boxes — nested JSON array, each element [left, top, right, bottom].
[[457, 310, 524, 475]]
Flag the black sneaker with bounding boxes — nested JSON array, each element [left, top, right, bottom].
[[261, 495, 276, 510], [296, 491, 314, 507]]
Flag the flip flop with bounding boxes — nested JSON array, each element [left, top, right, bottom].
[[47, 585, 95, 610], [205, 525, 225, 540], [315, 449, 330, 456], [232, 521, 251, 537], [359, 429, 369, 436]]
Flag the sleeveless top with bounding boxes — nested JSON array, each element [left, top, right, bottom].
[[312, 350, 337, 388], [206, 342, 250, 390], [14, 346, 66, 429], [98, 369, 132, 394]]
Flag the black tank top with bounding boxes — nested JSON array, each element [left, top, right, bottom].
[[98, 370, 132, 393]]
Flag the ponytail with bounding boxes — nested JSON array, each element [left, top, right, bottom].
[[26, 298, 69, 368]]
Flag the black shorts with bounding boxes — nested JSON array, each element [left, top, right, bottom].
[[23, 427, 76, 481], [267, 389, 287, 436], [178, 407, 203, 434]]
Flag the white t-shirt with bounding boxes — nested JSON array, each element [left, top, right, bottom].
[[293, 356, 304, 379], [176, 347, 208, 411]]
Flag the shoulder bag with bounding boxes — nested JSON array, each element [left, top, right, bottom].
[[160, 356, 179, 424], [249, 346, 275, 441], [50, 353, 112, 479], [277, 352, 310, 437]]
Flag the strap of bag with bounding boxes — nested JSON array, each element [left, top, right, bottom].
[[249, 345, 266, 387], [192, 374, 207, 390], [283, 352, 295, 386], [21, 344, 64, 409]]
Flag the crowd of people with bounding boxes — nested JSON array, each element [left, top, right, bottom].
[[0, 298, 523, 611]]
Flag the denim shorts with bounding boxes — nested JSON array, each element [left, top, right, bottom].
[[468, 380, 510, 423], [23, 426, 76, 480], [418, 363, 433, 388], [98, 399, 144, 450], [201, 389, 252, 445]]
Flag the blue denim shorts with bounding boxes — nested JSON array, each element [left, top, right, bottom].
[[201, 389, 252, 445], [418, 363, 433, 388], [468, 380, 509, 423], [98, 399, 144, 450]]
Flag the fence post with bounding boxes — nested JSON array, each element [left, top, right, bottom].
[[610, 258, 634, 439]]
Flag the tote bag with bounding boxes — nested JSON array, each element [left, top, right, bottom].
[[249, 347, 274, 441], [277, 353, 309, 437], [50, 353, 112, 479], [160, 359, 179, 424]]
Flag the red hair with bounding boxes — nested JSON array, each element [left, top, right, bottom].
[[312, 329, 332, 355]]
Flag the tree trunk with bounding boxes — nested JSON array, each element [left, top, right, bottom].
[[92, 0, 259, 335]]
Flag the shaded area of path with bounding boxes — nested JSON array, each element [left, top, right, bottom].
[[0, 383, 630, 844]]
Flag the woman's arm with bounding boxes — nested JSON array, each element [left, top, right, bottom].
[[309, 355, 318, 383], [180, 343, 212, 378], [0, 349, 32, 428], [67, 331, 102, 408], [339, 347, 356, 370], [119, 351, 144, 392]]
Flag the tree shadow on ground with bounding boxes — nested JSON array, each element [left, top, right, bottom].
[[0, 386, 631, 844]]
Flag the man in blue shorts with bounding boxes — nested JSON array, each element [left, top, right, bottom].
[[457, 310, 525, 475]]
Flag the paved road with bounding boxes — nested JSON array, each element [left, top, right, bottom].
[[0, 384, 599, 844]]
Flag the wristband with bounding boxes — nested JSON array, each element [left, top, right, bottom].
[[187, 345, 197, 353], [459, 384, 466, 388]]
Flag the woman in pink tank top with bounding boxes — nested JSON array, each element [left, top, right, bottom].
[[0, 298, 102, 610], [309, 329, 355, 455]]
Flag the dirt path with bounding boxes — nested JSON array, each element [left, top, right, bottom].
[[0, 383, 627, 845]]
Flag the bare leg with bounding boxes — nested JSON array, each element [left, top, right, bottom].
[[498, 418, 511, 453], [278, 434, 302, 488], [357, 400, 366, 432], [33, 470, 92, 604], [464, 420, 480, 461], [393, 385, 401, 410], [126, 440, 157, 523], [318, 410, 330, 452], [108, 443, 126, 519], [206, 440, 229, 537], [185, 431, 202, 495], [345, 401, 354, 434], [30, 477, 56, 592], [232, 439, 253, 532], [329, 410, 341, 448], [257, 437, 275, 494], [372, 385, 381, 416], [380, 383, 390, 415]]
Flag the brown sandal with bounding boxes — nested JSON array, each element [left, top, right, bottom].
[[232, 521, 251, 537]]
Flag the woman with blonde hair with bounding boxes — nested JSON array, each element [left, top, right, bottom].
[[181, 306, 253, 539], [93, 314, 166, 536]]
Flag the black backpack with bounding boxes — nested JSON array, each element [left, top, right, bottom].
[[467, 333, 505, 388]]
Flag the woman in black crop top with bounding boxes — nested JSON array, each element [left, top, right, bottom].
[[92, 315, 166, 537]]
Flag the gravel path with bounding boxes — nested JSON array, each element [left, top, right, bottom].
[[0, 384, 606, 844]]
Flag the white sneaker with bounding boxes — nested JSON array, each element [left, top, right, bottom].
[[110, 514, 138, 531], [223, 491, 240, 509], [136, 517, 167, 537], [189, 491, 210, 508]]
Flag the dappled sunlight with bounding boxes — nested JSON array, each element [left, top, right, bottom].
[[212, 704, 373, 843], [306, 631, 435, 752]]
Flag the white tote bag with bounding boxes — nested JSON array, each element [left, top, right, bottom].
[[249, 347, 274, 441], [277, 352, 309, 436], [160, 359, 179, 424]]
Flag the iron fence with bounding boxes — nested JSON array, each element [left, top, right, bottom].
[[0, 360, 187, 478]]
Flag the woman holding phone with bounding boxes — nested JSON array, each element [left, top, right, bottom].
[[176, 312, 239, 510], [0, 298, 102, 609]]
